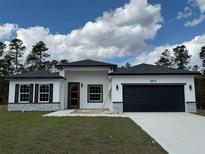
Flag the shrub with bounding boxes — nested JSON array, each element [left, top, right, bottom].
[[195, 75, 205, 109]]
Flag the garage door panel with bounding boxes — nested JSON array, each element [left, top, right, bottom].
[[123, 85, 185, 112]]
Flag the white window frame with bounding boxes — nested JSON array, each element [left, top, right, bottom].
[[19, 84, 30, 103], [38, 84, 50, 103], [88, 84, 103, 103]]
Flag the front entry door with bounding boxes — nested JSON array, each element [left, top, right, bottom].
[[68, 83, 80, 109]]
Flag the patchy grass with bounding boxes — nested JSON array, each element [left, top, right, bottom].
[[0, 105, 167, 154]]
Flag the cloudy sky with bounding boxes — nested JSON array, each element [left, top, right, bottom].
[[0, 0, 205, 67]]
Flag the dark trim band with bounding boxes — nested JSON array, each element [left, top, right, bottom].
[[8, 102, 60, 104], [112, 101, 123, 104], [109, 73, 200, 75], [121, 83, 186, 86], [186, 101, 196, 104], [56, 65, 117, 69], [9, 77, 65, 79]]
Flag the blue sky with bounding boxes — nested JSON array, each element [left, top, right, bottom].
[[149, 0, 205, 45], [0, 0, 127, 34], [0, 0, 205, 66]]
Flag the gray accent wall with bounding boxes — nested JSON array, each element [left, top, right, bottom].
[[8, 103, 60, 111], [186, 102, 197, 112], [112, 102, 123, 113]]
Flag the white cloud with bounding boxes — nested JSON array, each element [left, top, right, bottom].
[[185, 14, 205, 26], [196, 0, 205, 13], [177, 7, 192, 20], [180, 0, 205, 27], [0, 23, 17, 40], [1, 0, 162, 61], [135, 34, 205, 67]]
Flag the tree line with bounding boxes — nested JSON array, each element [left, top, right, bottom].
[[122, 45, 205, 73], [1, 39, 204, 76], [155, 45, 205, 72], [0, 39, 69, 78]]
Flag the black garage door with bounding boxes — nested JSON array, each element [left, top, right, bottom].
[[123, 85, 185, 112]]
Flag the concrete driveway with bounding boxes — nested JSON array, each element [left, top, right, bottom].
[[125, 113, 205, 154]]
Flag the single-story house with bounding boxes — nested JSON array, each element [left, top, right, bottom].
[[8, 59, 200, 113]]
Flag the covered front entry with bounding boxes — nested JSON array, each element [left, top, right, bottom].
[[123, 84, 185, 112], [68, 83, 80, 109]]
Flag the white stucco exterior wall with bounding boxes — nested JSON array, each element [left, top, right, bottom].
[[59, 79, 66, 110], [9, 79, 62, 103], [110, 75, 196, 112], [8, 72, 197, 112], [61, 69, 111, 109]]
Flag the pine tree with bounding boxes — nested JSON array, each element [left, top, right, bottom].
[[192, 65, 200, 72], [26, 41, 49, 71], [0, 42, 7, 77], [59, 59, 69, 65], [0, 42, 15, 77], [173, 45, 191, 70], [122, 62, 131, 68], [155, 49, 174, 67], [0, 42, 6, 57], [48, 60, 59, 72], [200, 46, 205, 73], [8, 39, 26, 74]]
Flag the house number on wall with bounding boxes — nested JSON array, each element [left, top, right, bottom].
[[150, 80, 157, 83]]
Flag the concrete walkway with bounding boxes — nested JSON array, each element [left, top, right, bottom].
[[43, 109, 125, 117], [125, 112, 205, 154], [43, 110, 76, 117]]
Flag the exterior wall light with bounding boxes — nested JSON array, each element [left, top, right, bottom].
[[116, 84, 119, 90], [81, 83, 83, 88], [189, 84, 192, 91]]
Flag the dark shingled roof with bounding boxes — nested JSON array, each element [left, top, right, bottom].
[[109, 63, 200, 75], [9, 70, 64, 79], [56, 59, 117, 68], [9, 63, 200, 79]]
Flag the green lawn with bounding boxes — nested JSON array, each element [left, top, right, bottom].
[[0, 105, 167, 154]]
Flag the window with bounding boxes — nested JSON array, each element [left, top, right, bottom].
[[19, 84, 30, 103], [88, 85, 103, 103], [39, 84, 50, 103]]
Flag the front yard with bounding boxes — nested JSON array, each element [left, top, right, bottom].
[[0, 105, 167, 154]]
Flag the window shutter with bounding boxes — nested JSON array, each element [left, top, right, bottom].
[[29, 84, 33, 103], [49, 84, 53, 103], [35, 84, 39, 103], [15, 84, 19, 103]]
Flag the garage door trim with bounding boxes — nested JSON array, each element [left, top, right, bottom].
[[121, 83, 186, 86]]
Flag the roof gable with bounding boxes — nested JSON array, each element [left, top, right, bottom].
[[56, 59, 117, 68]]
